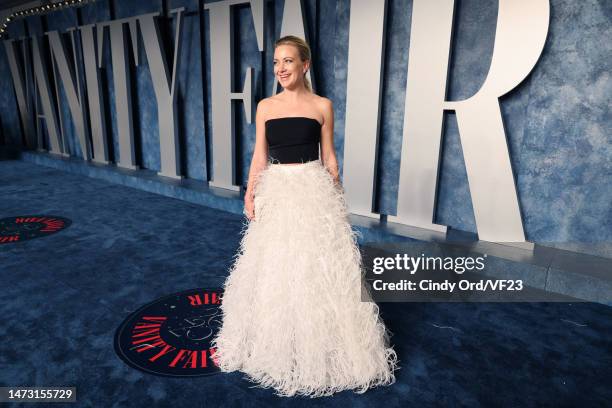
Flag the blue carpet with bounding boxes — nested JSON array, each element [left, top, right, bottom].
[[0, 160, 610, 407]]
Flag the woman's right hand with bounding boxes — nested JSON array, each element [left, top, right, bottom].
[[244, 194, 255, 221]]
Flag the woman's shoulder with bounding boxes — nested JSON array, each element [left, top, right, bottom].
[[256, 97, 275, 121], [314, 95, 333, 110], [257, 96, 273, 109], [313, 95, 333, 121], [264, 93, 331, 105], [261, 93, 291, 105], [258, 95, 285, 115], [258, 93, 333, 119]]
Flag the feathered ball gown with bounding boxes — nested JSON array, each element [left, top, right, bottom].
[[211, 159, 399, 398]]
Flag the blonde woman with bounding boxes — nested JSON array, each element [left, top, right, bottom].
[[211, 35, 399, 398]]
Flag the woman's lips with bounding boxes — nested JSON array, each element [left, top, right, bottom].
[[279, 74, 290, 80]]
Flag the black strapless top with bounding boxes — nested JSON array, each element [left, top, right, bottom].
[[265, 117, 321, 164]]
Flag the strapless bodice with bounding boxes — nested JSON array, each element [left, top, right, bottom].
[[265, 117, 321, 164]]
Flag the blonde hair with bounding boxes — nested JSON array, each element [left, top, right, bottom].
[[274, 35, 313, 92]]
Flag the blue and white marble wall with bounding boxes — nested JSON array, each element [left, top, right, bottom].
[[0, 0, 609, 257]]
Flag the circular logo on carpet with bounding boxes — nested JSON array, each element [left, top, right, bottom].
[[0, 215, 71, 244], [114, 288, 224, 377]]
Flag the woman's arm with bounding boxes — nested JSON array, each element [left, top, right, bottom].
[[244, 99, 269, 218], [319, 98, 340, 185]]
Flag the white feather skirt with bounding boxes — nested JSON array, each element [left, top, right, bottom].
[[211, 159, 399, 398]]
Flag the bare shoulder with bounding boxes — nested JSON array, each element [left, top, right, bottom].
[[315, 95, 334, 124], [258, 95, 286, 117], [257, 96, 274, 108], [315, 95, 333, 114], [264, 94, 286, 105], [256, 97, 273, 119]]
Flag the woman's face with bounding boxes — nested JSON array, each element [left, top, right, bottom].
[[273, 44, 309, 90]]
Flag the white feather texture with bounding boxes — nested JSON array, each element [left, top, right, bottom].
[[211, 159, 399, 398]]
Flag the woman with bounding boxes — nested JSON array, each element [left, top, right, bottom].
[[211, 35, 399, 398]]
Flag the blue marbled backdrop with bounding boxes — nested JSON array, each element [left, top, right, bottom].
[[0, 0, 610, 256]]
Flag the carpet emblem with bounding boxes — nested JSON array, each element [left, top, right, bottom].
[[115, 288, 224, 377], [0, 215, 71, 244]]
